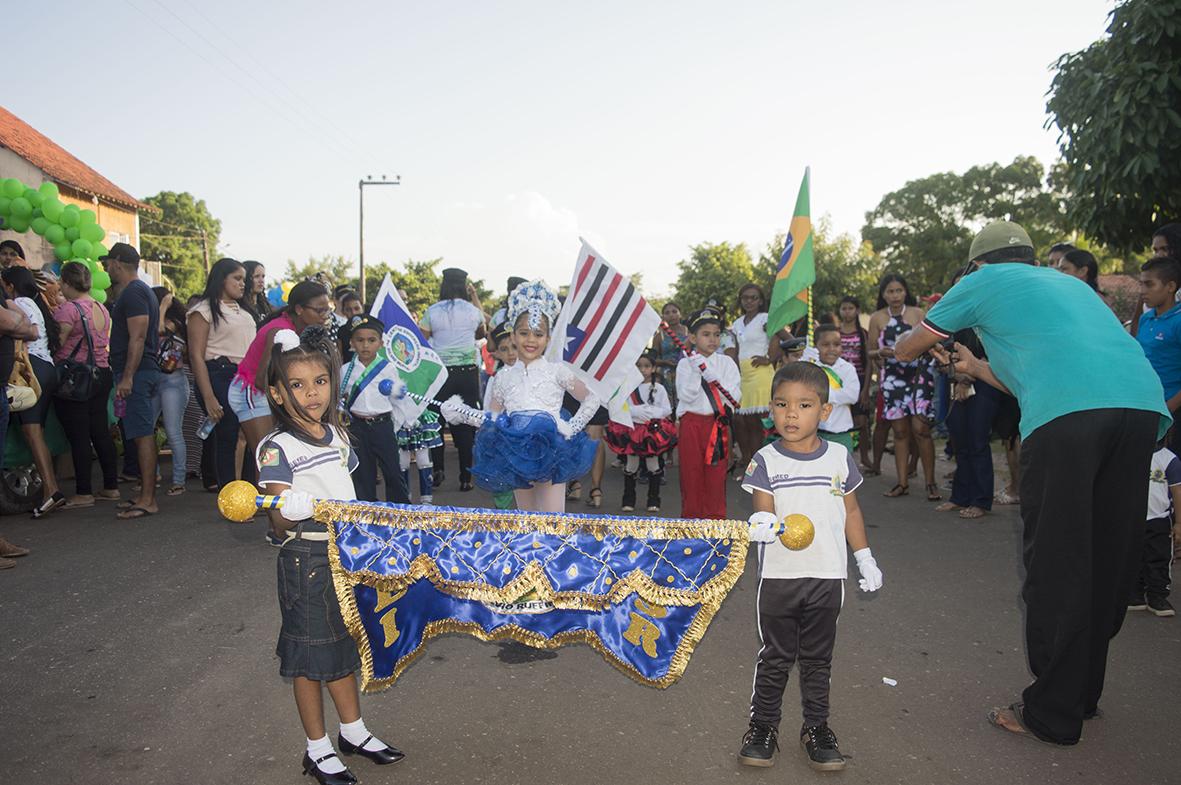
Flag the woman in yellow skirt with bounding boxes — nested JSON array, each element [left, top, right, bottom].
[[726, 284, 780, 479]]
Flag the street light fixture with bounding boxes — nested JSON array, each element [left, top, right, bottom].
[[358, 174, 401, 303]]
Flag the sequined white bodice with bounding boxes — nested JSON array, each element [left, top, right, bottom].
[[491, 357, 575, 415]]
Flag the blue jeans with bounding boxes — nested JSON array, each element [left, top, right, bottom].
[[152, 370, 190, 486], [945, 382, 1001, 510]]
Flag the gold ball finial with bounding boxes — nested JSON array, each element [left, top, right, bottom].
[[218, 480, 259, 523], [778, 514, 815, 551]]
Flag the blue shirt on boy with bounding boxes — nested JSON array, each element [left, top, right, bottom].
[[1137, 304, 1181, 403], [923, 263, 1170, 441]]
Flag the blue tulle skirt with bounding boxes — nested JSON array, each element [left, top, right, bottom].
[[471, 410, 599, 493]]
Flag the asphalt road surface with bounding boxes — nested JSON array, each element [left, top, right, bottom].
[[2, 454, 1178, 785]]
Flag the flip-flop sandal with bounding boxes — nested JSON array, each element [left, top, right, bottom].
[[934, 502, 962, 512], [62, 499, 96, 510], [96, 493, 122, 502], [883, 484, 909, 498], [31, 491, 67, 518], [115, 500, 137, 510], [116, 506, 156, 519], [987, 703, 1055, 745], [959, 506, 987, 519], [861, 467, 881, 476], [167, 485, 186, 497], [926, 484, 943, 501]]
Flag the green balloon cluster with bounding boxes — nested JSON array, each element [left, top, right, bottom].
[[0, 178, 114, 302]]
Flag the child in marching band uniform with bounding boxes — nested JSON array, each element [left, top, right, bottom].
[[257, 326, 403, 785], [801, 324, 862, 453], [677, 306, 742, 519], [482, 322, 519, 509], [605, 351, 677, 512], [340, 315, 409, 504], [441, 280, 601, 512], [396, 409, 443, 506], [739, 362, 882, 772]]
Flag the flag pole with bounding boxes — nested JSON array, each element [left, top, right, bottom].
[[806, 287, 814, 348]]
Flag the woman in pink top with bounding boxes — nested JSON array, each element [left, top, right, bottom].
[[51, 261, 120, 508], [228, 279, 332, 488]]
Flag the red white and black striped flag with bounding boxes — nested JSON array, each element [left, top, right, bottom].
[[547, 239, 661, 408]]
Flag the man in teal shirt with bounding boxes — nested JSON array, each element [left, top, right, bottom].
[[896, 221, 1169, 747]]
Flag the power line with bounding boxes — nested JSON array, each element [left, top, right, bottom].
[[122, 0, 361, 169]]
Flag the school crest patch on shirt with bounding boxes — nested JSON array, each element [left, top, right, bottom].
[[260, 447, 281, 467]]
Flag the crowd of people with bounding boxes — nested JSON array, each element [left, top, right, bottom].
[[0, 219, 1178, 777]]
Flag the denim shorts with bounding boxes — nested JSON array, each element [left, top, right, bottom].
[[116, 367, 162, 440], [227, 376, 272, 423], [276, 538, 361, 681]]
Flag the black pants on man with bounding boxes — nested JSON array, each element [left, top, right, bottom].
[[349, 416, 409, 503], [1018, 408, 1158, 744], [749, 577, 842, 729]]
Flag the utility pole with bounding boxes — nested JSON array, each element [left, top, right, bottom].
[[358, 174, 401, 303]]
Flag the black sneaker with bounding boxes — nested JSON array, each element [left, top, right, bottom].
[[801, 723, 845, 771], [737, 723, 778, 767], [1147, 596, 1175, 617], [1128, 595, 1148, 611]]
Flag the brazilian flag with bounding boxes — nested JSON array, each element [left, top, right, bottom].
[[767, 168, 815, 336]]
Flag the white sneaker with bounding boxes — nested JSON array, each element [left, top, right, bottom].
[[419, 495, 433, 506]]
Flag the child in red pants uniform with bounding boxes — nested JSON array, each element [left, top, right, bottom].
[[676, 306, 742, 518]]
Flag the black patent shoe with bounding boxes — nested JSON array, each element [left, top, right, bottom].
[[301, 752, 357, 785], [738, 722, 778, 767], [338, 733, 406, 765], [801, 723, 846, 771]]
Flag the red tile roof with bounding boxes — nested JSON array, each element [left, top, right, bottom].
[[0, 105, 152, 212]]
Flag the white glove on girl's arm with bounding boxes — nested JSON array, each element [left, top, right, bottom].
[[747, 511, 784, 543], [562, 390, 602, 438], [279, 489, 316, 522], [440, 395, 490, 428], [853, 547, 883, 592]]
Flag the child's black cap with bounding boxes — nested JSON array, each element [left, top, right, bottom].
[[490, 321, 512, 346], [347, 314, 385, 335], [687, 306, 724, 332]]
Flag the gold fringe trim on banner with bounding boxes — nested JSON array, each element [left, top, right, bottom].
[[324, 503, 750, 692]]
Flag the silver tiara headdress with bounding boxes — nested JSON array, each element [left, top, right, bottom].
[[506, 279, 561, 331]]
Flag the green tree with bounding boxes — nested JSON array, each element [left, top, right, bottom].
[[861, 156, 1069, 294], [758, 217, 884, 320], [139, 191, 221, 298], [283, 255, 356, 288], [671, 241, 757, 319], [1046, 0, 1181, 250]]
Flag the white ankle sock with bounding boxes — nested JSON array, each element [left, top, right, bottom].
[[340, 718, 388, 751], [306, 736, 346, 774]]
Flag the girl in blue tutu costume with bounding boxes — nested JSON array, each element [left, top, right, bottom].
[[441, 280, 600, 512]]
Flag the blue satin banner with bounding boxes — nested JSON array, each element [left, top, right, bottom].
[[322, 501, 748, 690]]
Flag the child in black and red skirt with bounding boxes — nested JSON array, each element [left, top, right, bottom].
[[605, 351, 677, 512]]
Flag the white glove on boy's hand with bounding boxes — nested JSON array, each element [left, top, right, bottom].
[[378, 378, 408, 401], [747, 511, 784, 544], [853, 547, 883, 592], [279, 489, 316, 522]]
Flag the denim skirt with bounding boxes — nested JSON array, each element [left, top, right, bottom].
[[276, 537, 361, 681]]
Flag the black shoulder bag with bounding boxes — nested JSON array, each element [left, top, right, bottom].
[[55, 301, 101, 401]]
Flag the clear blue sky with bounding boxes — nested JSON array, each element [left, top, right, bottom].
[[5, 0, 1113, 294]]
